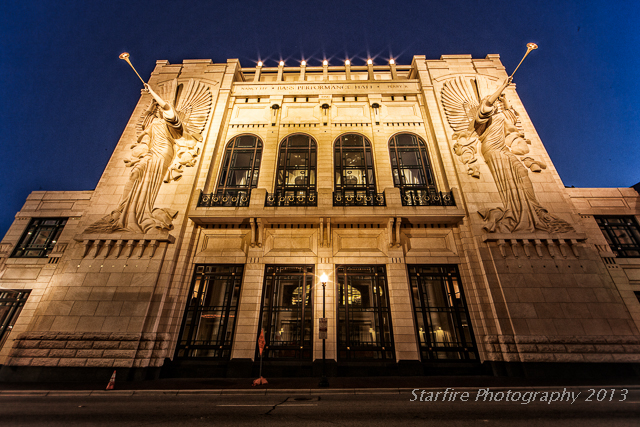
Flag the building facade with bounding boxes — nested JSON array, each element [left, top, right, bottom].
[[1, 54, 640, 381]]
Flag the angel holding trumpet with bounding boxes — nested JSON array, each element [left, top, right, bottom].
[[85, 54, 212, 234], [442, 44, 573, 234]]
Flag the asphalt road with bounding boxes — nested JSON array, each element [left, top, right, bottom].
[[2, 387, 640, 426]]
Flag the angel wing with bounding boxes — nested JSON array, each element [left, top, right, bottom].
[[441, 76, 480, 133], [175, 79, 213, 137]]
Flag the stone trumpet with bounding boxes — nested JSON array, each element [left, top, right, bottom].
[[509, 43, 538, 79], [119, 52, 146, 86]]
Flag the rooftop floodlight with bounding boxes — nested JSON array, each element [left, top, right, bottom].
[[279, 60, 285, 66], [257, 61, 263, 67], [323, 60, 328, 66], [301, 60, 306, 66], [389, 59, 395, 65], [367, 59, 373, 65], [345, 59, 350, 65]]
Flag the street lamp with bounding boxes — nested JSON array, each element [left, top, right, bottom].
[[319, 273, 329, 387]]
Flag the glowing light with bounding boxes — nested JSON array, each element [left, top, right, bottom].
[[389, 59, 395, 65], [320, 273, 328, 283], [301, 60, 306, 66], [367, 59, 373, 65], [323, 60, 328, 66], [345, 59, 350, 66], [257, 61, 263, 67], [279, 60, 285, 66]]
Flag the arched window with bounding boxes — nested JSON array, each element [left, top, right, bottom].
[[207, 135, 262, 207], [267, 134, 317, 206], [333, 134, 384, 206], [389, 133, 450, 206]]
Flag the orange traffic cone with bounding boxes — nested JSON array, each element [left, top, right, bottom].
[[252, 376, 268, 386], [106, 370, 116, 390]]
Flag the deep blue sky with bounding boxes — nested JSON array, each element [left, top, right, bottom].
[[1, 0, 639, 237]]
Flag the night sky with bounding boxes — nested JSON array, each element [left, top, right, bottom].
[[1, 1, 638, 237]]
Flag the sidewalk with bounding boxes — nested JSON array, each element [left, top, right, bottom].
[[2, 375, 640, 393]]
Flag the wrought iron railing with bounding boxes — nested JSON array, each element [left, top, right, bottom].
[[400, 188, 455, 207], [333, 189, 386, 207], [197, 190, 251, 207], [265, 190, 317, 207]]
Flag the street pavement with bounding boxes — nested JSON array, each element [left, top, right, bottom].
[[1, 388, 640, 426], [2, 376, 640, 425]]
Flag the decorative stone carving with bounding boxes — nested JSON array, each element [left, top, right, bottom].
[[441, 76, 573, 234], [85, 79, 212, 234]]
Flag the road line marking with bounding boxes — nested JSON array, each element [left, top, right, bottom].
[[279, 404, 318, 406], [217, 404, 276, 407], [217, 404, 319, 407]]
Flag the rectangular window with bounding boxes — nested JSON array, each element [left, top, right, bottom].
[[595, 216, 640, 258], [258, 265, 314, 360], [336, 265, 394, 360], [11, 218, 67, 258], [408, 265, 478, 361], [0, 290, 30, 350], [176, 265, 243, 359]]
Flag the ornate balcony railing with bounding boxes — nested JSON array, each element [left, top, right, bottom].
[[197, 190, 251, 207], [333, 190, 386, 207], [400, 188, 455, 207], [265, 190, 318, 207]]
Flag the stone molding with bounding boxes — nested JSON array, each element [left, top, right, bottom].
[[483, 233, 587, 259], [6, 332, 171, 369], [74, 233, 175, 259]]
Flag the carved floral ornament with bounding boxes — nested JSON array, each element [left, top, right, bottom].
[[441, 76, 573, 234], [84, 78, 214, 234]]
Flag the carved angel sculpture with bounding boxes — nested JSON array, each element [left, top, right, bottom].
[[442, 76, 573, 234], [85, 79, 212, 234]]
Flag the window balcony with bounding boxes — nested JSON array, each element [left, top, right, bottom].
[[400, 188, 455, 207], [265, 190, 317, 207], [333, 189, 386, 207], [197, 190, 251, 207]]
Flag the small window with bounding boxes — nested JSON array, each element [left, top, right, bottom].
[[0, 290, 30, 350], [216, 135, 263, 200], [11, 218, 67, 258], [595, 216, 640, 258]]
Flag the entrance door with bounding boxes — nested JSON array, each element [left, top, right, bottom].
[[176, 265, 243, 358], [336, 265, 394, 360], [408, 265, 478, 360], [258, 265, 313, 359]]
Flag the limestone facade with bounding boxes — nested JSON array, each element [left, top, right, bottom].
[[1, 55, 639, 379]]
